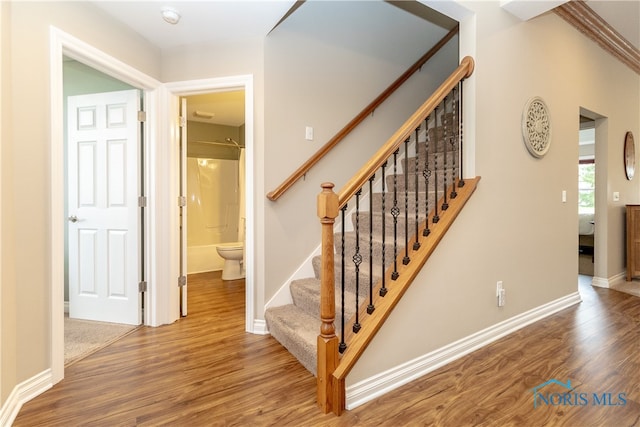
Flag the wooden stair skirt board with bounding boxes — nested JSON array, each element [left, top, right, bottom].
[[266, 140, 480, 384]]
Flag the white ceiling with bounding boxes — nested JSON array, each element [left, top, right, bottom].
[[91, 0, 639, 127], [92, 0, 639, 52], [92, 1, 297, 50]]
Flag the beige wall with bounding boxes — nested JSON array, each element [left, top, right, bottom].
[[1, 0, 160, 405], [262, 1, 458, 305], [349, 4, 640, 384], [0, 0, 16, 405]]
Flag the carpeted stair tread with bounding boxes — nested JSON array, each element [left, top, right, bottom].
[[356, 211, 427, 239], [290, 278, 358, 331], [265, 304, 319, 376], [266, 135, 453, 376], [312, 256, 382, 297]]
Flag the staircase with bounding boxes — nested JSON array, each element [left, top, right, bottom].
[[265, 124, 456, 375], [265, 56, 477, 415]]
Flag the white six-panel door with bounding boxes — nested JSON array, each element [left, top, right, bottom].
[[67, 89, 141, 325]]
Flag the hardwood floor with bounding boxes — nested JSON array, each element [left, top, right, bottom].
[[14, 273, 640, 426]]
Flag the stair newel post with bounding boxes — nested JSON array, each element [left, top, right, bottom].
[[317, 182, 342, 414]]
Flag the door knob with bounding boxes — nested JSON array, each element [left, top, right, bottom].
[[68, 215, 79, 223]]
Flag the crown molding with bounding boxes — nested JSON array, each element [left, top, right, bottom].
[[554, 0, 640, 75]]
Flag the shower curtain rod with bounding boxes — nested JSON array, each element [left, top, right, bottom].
[[193, 140, 242, 149]]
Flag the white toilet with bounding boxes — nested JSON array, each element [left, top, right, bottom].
[[216, 242, 245, 280]]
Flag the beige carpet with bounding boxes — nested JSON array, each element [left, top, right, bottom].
[[611, 280, 640, 298], [64, 315, 139, 366]]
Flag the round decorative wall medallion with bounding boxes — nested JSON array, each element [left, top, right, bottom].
[[522, 96, 551, 158]]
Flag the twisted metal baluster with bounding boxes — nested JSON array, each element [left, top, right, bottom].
[[441, 96, 449, 211], [391, 149, 400, 280], [450, 87, 458, 199], [432, 106, 440, 224], [458, 80, 466, 188], [353, 190, 362, 333], [413, 125, 421, 250], [380, 161, 388, 297], [402, 138, 410, 266], [367, 176, 375, 314], [423, 115, 431, 237], [339, 205, 347, 353]]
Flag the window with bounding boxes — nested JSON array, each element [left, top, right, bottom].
[[578, 161, 595, 214]]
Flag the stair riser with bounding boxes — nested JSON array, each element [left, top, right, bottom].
[[312, 256, 380, 298], [354, 211, 425, 241], [290, 281, 357, 337], [340, 232, 407, 269], [371, 191, 439, 214], [387, 174, 460, 193]]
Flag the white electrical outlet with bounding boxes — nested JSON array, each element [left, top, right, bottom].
[[305, 126, 314, 141]]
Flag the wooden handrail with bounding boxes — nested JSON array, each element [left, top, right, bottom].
[[266, 26, 459, 201], [317, 56, 476, 414], [337, 56, 474, 206]]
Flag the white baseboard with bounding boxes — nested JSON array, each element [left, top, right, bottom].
[[592, 272, 626, 289], [252, 319, 269, 335], [0, 369, 53, 426], [345, 291, 582, 410]]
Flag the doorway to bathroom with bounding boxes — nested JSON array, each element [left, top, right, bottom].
[[181, 91, 247, 317], [165, 75, 255, 330]]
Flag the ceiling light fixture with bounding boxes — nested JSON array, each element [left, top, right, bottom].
[[161, 7, 181, 25], [194, 110, 215, 119]]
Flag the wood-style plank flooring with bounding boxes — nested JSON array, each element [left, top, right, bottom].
[[14, 274, 640, 426]]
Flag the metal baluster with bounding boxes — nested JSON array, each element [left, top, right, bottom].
[[432, 106, 440, 224], [353, 190, 362, 333], [458, 81, 465, 188], [339, 205, 347, 353], [391, 149, 400, 280], [450, 87, 458, 199], [367, 176, 375, 314], [380, 162, 388, 297], [413, 125, 421, 250], [423, 115, 431, 237], [402, 138, 410, 266], [441, 97, 449, 211]]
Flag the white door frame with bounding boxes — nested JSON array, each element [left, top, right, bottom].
[[49, 27, 160, 384], [162, 76, 256, 333]]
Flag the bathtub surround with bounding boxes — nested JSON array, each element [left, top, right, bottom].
[[186, 157, 240, 274]]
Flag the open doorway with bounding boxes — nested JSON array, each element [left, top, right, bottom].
[[50, 27, 160, 383], [578, 116, 596, 277], [182, 91, 247, 317], [165, 75, 255, 332], [63, 59, 144, 365]]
